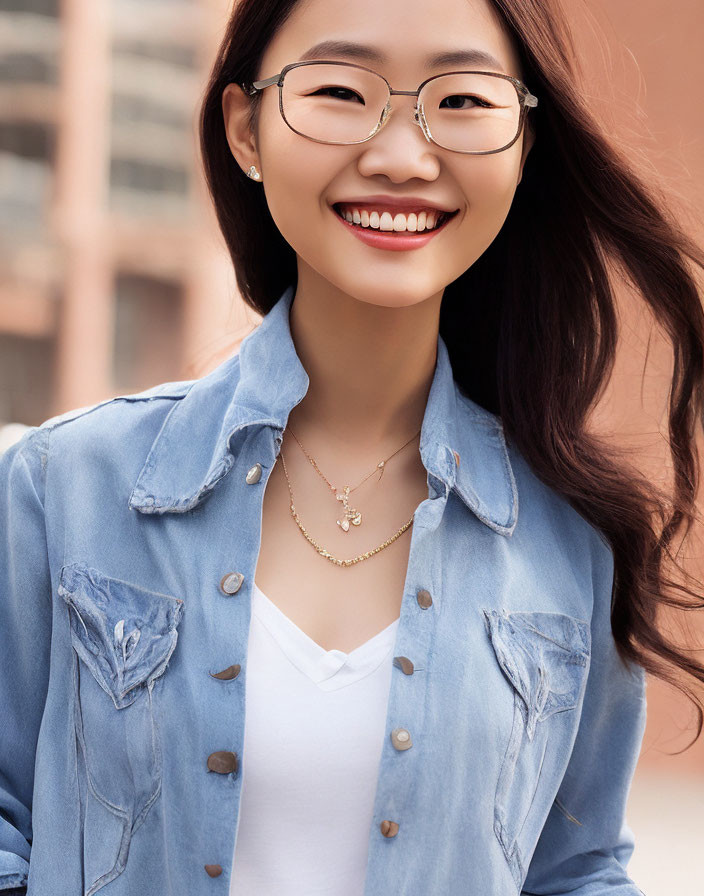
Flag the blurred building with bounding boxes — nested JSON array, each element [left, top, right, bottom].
[[0, 0, 248, 429]]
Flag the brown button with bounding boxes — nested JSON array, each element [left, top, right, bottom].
[[204, 864, 223, 877], [380, 820, 399, 838], [453, 449, 460, 467], [220, 572, 244, 595], [207, 750, 239, 775], [209, 664, 241, 681], [391, 727, 413, 751], [416, 588, 432, 609], [393, 656, 414, 675]]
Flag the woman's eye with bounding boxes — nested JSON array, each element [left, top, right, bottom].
[[311, 87, 365, 104], [439, 95, 492, 109]]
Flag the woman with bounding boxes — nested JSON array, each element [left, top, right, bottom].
[[1, 0, 703, 893]]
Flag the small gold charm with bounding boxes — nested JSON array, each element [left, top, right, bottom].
[[336, 485, 363, 533]]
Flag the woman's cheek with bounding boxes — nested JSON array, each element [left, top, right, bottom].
[[462, 162, 521, 227], [461, 153, 521, 200]]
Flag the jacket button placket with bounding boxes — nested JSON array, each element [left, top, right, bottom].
[[378, 584, 435, 844], [205, 458, 264, 877], [210, 545, 250, 877]]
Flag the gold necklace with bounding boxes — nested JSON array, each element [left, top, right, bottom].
[[286, 426, 421, 532], [280, 430, 420, 566], [278, 449, 416, 567]]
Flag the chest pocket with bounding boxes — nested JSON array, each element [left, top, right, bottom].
[[481, 608, 590, 891], [58, 563, 185, 895]]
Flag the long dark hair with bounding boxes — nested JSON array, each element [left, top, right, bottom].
[[199, 0, 704, 744]]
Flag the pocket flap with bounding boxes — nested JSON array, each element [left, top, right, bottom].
[[482, 608, 590, 740], [59, 563, 185, 709]]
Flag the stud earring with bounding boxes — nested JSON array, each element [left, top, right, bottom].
[[247, 165, 261, 181]]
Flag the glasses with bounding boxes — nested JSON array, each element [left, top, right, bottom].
[[241, 60, 538, 155]]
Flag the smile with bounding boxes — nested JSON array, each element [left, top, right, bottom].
[[330, 203, 459, 252]]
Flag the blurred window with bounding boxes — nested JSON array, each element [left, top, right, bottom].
[[0, 153, 51, 228], [112, 39, 195, 70], [0, 122, 54, 229], [110, 158, 189, 198], [0, 121, 53, 161], [0, 0, 58, 15], [0, 333, 54, 425], [113, 273, 184, 392], [0, 53, 57, 84], [112, 93, 191, 130]]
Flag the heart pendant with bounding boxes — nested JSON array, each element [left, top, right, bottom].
[[338, 519, 350, 532]]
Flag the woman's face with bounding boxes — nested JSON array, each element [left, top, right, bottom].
[[223, 0, 535, 310]]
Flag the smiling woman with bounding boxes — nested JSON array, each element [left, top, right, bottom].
[[0, 0, 703, 895]]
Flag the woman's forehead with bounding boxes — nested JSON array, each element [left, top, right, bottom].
[[261, 0, 523, 81]]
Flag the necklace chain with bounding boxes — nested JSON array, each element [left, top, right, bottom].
[[286, 426, 420, 495], [278, 426, 421, 567]]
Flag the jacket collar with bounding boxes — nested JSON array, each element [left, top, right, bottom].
[[129, 285, 518, 536]]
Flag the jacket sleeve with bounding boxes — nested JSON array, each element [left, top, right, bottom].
[[521, 536, 647, 896], [0, 427, 53, 894]]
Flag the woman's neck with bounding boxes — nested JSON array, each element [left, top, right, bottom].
[[285, 278, 443, 457]]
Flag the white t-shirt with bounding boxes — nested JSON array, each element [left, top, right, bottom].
[[229, 581, 400, 896]]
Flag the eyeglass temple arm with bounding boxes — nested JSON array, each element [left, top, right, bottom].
[[241, 74, 281, 95]]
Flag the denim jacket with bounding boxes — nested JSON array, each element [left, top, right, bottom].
[[0, 284, 647, 896]]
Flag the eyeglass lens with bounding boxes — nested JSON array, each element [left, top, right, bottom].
[[281, 63, 523, 153]]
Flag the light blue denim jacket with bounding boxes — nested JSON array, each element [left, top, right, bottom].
[[0, 284, 647, 896]]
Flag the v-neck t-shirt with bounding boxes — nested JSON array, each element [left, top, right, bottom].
[[228, 581, 401, 895]]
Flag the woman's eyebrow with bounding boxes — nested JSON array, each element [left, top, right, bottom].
[[298, 39, 506, 73]]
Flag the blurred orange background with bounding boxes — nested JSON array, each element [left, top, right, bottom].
[[0, 1, 702, 890]]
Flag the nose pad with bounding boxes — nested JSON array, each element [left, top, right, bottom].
[[415, 105, 433, 144], [375, 98, 432, 144]]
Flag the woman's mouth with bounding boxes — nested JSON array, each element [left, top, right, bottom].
[[330, 203, 459, 252]]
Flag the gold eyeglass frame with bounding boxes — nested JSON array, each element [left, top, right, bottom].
[[241, 59, 539, 155]]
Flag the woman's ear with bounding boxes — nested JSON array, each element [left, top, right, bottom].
[[221, 82, 262, 177], [517, 121, 536, 185]]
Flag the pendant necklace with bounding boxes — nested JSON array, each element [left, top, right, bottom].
[[285, 426, 421, 532]]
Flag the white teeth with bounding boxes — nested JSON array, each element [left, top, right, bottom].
[[337, 205, 448, 232]]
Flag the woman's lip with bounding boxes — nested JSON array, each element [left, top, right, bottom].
[[330, 205, 457, 252]]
